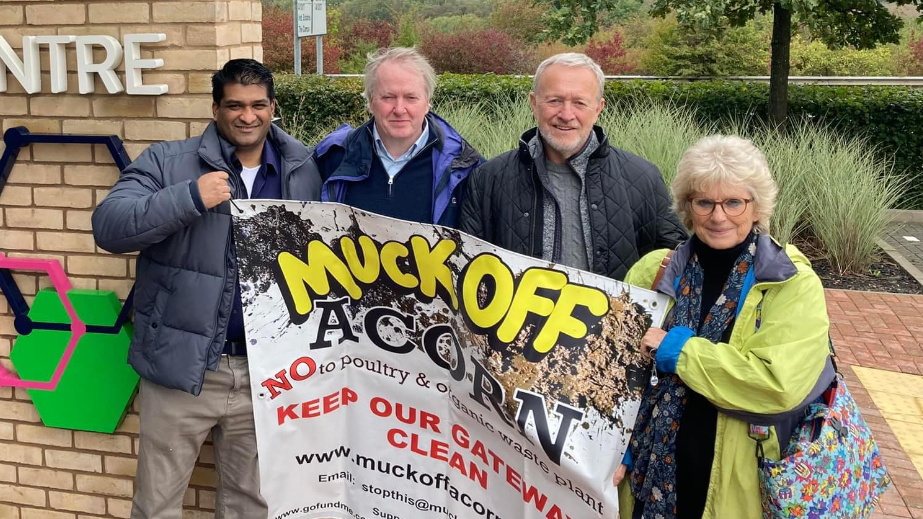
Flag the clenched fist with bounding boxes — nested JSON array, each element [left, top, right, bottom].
[[197, 171, 231, 209]]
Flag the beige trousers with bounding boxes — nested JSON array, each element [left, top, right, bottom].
[[131, 356, 268, 519]]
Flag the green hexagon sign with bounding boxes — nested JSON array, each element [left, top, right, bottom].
[[10, 288, 138, 433]]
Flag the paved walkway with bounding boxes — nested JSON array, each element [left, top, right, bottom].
[[881, 221, 923, 286], [826, 289, 923, 518]]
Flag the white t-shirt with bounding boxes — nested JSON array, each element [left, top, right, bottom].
[[240, 165, 260, 198]]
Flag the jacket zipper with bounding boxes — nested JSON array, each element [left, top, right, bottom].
[[585, 178, 598, 269], [199, 155, 236, 354], [529, 164, 538, 255]]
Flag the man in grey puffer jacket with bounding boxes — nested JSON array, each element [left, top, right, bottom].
[[93, 59, 321, 519]]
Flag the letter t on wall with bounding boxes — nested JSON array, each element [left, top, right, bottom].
[[75, 35, 124, 94], [123, 34, 167, 95], [35, 36, 76, 93]]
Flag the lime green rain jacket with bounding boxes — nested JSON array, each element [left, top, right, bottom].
[[618, 234, 831, 519]]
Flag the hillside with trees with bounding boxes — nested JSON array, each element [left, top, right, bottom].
[[262, 0, 923, 78]]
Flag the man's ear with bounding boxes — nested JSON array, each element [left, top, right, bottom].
[[270, 100, 276, 116], [212, 102, 219, 120]]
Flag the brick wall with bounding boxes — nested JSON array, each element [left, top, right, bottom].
[[0, 2, 262, 517]]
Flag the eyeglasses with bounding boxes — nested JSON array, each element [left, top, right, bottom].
[[689, 197, 753, 217]]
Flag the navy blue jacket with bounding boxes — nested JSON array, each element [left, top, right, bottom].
[[314, 113, 483, 227]]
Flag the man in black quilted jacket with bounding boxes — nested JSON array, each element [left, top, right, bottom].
[[459, 53, 686, 280]]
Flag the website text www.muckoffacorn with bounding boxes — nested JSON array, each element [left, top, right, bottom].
[[273, 448, 503, 519]]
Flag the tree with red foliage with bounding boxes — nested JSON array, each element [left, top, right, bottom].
[[902, 30, 923, 75], [421, 29, 531, 74], [261, 4, 343, 73], [585, 31, 636, 75]]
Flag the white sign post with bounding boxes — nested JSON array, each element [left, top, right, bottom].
[[294, 0, 327, 75]]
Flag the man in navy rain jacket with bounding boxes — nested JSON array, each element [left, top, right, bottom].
[[314, 47, 482, 227]]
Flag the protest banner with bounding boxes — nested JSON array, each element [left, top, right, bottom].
[[231, 201, 670, 519]]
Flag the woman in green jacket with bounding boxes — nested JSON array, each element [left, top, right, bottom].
[[613, 135, 832, 519]]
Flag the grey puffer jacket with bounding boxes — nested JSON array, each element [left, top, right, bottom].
[[92, 122, 321, 395], [459, 126, 687, 280]]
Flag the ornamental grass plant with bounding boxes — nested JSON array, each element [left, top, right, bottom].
[[599, 100, 706, 187], [766, 125, 905, 273]]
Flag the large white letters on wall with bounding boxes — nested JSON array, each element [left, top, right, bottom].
[[0, 33, 168, 95]]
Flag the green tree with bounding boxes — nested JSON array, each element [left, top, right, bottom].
[[538, 0, 923, 123], [642, 16, 770, 75], [601, 0, 643, 24], [490, 0, 545, 44], [650, 0, 923, 123], [395, 9, 422, 46], [538, 0, 631, 45]]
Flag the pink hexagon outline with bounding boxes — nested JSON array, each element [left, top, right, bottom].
[[0, 252, 87, 390]]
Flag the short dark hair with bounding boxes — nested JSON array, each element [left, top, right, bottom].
[[212, 59, 275, 105]]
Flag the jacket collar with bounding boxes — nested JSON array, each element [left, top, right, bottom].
[[197, 121, 309, 174], [317, 113, 448, 180], [517, 125, 610, 164], [654, 233, 799, 298]]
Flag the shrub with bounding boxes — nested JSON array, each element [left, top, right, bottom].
[[585, 31, 637, 75], [261, 4, 343, 73], [789, 36, 899, 76], [641, 16, 770, 76], [898, 29, 923, 75], [275, 74, 366, 141], [529, 42, 587, 69], [337, 41, 378, 74], [489, 0, 545, 45], [338, 20, 396, 57], [421, 29, 531, 74], [262, 4, 296, 73], [394, 12, 422, 47], [422, 14, 489, 34]]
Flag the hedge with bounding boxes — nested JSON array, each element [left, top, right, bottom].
[[274, 74, 923, 208]]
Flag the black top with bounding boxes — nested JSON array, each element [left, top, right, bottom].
[[458, 126, 688, 281], [675, 233, 752, 519]]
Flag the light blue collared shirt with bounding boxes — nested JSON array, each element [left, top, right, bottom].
[[372, 119, 430, 179]]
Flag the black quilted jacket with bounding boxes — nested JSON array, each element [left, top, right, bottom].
[[459, 126, 688, 281]]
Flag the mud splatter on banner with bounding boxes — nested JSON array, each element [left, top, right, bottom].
[[232, 201, 669, 519]]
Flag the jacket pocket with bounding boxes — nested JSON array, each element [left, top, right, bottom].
[[141, 286, 172, 358]]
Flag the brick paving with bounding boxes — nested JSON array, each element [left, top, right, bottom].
[[826, 289, 923, 519]]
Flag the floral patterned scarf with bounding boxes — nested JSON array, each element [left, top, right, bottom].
[[628, 234, 757, 518]]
